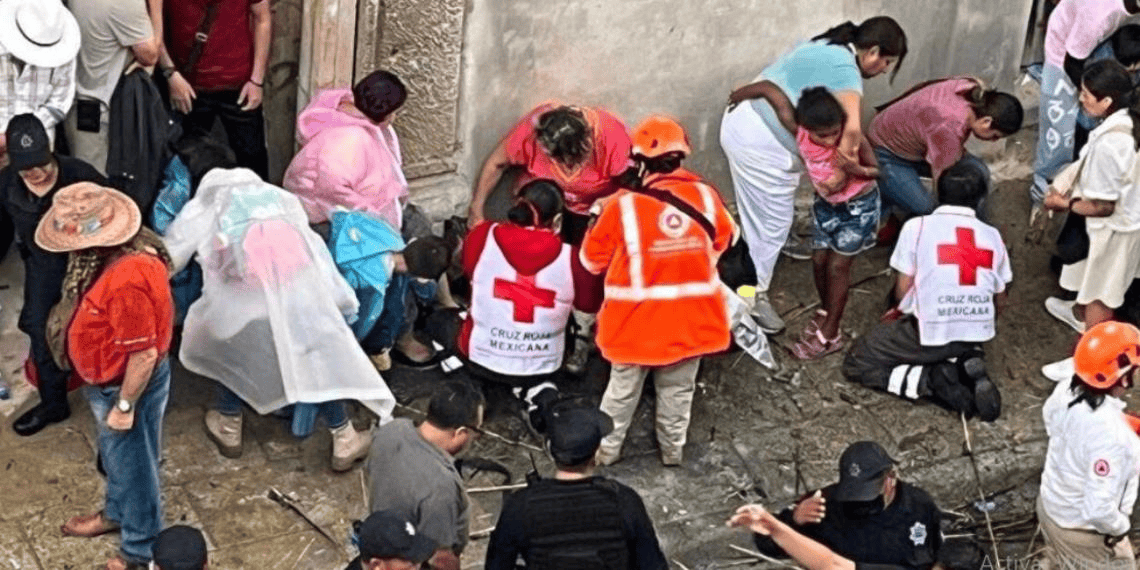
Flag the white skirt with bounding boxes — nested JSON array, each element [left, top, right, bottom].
[[1059, 225, 1140, 308]]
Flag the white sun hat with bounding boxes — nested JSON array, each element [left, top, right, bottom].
[[0, 0, 81, 68]]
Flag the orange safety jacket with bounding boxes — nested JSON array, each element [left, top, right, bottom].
[[580, 168, 735, 366]]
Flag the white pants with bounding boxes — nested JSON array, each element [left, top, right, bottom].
[[719, 104, 803, 291]]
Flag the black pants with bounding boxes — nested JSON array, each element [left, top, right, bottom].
[[842, 317, 981, 414], [19, 250, 70, 414], [181, 89, 269, 179]]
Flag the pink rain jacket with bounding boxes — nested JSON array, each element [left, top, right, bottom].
[[282, 88, 407, 227]]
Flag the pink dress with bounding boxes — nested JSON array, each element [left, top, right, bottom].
[[282, 89, 408, 227], [796, 127, 873, 205]]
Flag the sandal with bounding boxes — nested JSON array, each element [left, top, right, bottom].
[[61, 510, 120, 538], [799, 310, 829, 341], [791, 328, 847, 360]]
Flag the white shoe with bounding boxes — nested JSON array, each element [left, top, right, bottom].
[[331, 422, 372, 472], [1044, 297, 1085, 333], [204, 410, 243, 459], [1042, 357, 1075, 383], [781, 234, 813, 260], [752, 291, 786, 334]]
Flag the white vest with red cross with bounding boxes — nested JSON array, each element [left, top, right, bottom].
[[468, 229, 575, 375], [892, 205, 1012, 346]]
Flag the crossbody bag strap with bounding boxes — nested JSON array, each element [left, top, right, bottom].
[[180, 0, 225, 81], [628, 185, 717, 241]]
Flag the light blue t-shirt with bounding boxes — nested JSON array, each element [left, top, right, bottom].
[[749, 40, 864, 152]]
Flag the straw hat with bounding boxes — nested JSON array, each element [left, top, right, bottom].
[[35, 183, 141, 253], [0, 0, 81, 69]]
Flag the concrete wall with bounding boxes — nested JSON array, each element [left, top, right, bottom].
[[451, 0, 1034, 207]]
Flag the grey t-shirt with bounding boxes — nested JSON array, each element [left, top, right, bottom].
[[366, 418, 469, 553], [70, 0, 153, 105]]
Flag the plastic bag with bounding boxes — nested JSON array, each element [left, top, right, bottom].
[[721, 283, 778, 370]]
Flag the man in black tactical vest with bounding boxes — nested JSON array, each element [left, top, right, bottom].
[[484, 403, 668, 570]]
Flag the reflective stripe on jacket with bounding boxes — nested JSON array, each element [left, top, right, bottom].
[[580, 170, 734, 366]]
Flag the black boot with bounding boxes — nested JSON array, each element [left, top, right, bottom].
[[960, 355, 1001, 422], [924, 365, 978, 418]]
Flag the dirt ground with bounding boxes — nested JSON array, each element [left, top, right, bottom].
[[3, 125, 1138, 569]]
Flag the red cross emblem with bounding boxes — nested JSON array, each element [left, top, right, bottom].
[[494, 273, 556, 323], [937, 227, 994, 286]]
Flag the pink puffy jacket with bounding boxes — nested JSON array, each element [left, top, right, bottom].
[[282, 89, 407, 227]]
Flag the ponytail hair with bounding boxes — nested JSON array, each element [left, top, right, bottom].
[[813, 16, 908, 81], [1082, 60, 1140, 149], [965, 85, 1024, 135], [507, 179, 565, 228]]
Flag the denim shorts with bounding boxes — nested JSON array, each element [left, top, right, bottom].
[[810, 186, 880, 255]]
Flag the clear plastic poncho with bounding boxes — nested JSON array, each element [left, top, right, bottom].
[[163, 168, 395, 421]]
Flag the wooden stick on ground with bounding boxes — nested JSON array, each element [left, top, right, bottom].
[[468, 483, 528, 493], [470, 526, 495, 539], [729, 544, 803, 570], [961, 413, 1002, 570], [395, 402, 544, 452]]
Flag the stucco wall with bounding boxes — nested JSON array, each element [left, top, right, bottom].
[[452, 0, 1034, 204]]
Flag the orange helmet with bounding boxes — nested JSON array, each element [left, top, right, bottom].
[[631, 115, 691, 159], [1074, 321, 1140, 389]]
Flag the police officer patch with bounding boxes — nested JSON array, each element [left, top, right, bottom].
[[908, 522, 926, 546]]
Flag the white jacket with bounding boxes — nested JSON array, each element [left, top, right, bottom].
[[1040, 381, 1140, 536]]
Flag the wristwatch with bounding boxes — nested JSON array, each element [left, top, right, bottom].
[[161, 67, 175, 80], [117, 399, 133, 414]]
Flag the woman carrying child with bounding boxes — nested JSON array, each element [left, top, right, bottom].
[[719, 17, 907, 333]]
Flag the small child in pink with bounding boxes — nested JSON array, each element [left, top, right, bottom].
[[792, 87, 881, 359]]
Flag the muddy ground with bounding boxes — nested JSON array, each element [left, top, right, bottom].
[[2, 126, 1137, 569]]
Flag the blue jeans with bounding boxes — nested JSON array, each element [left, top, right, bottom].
[[1033, 63, 1079, 204], [85, 358, 171, 565], [875, 148, 991, 217], [215, 384, 348, 437]]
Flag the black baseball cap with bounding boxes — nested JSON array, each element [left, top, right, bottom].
[[152, 525, 208, 570], [832, 441, 896, 502], [547, 404, 614, 466], [5, 114, 52, 171], [359, 511, 436, 563]]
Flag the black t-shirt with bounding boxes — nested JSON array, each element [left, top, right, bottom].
[[485, 476, 668, 570], [755, 481, 942, 570], [0, 156, 107, 257]]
